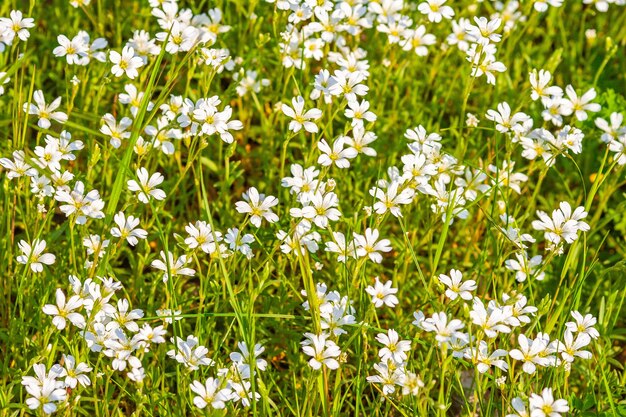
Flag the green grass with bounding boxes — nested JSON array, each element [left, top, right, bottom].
[[1, 0, 626, 416]]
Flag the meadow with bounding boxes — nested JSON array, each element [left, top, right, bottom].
[[1, 0, 625, 416]]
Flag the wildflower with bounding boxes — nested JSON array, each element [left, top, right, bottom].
[[190, 378, 232, 409], [438, 269, 477, 300], [235, 187, 279, 227], [156, 308, 183, 324], [370, 181, 415, 217], [224, 228, 255, 258], [42, 288, 85, 329], [55, 181, 105, 224], [595, 112, 626, 143], [0, 11, 35, 42], [565, 311, 599, 339], [83, 234, 109, 258], [151, 251, 196, 283], [301, 333, 341, 370], [127, 167, 166, 204], [317, 137, 358, 168], [376, 329, 411, 364], [21, 365, 66, 415], [421, 312, 465, 343], [418, 0, 454, 23], [109, 45, 144, 79], [345, 99, 376, 127], [184, 221, 222, 254], [291, 191, 341, 228], [485, 102, 531, 134], [100, 113, 133, 149], [167, 336, 214, 370], [558, 330, 592, 363], [110, 211, 148, 246], [534, 0, 564, 12], [0, 150, 37, 179], [282, 96, 322, 133], [466, 16, 502, 45], [354, 228, 392, 264], [488, 161, 528, 194], [58, 354, 92, 388], [53, 34, 88, 64], [365, 277, 399, 308], [560, 85, 601, 121], [532, 202, 589, 246], [17, 239, 56, 273], [505, 252, 545, 282], [528, 388, 569, 417], [110, 299, 144, 332], [530, 69, 562, 103], [366, 362, 405, 394], [401, 25, 436, 56], [345, 126, 378, 157], [505, 397, 529, 417], [229, 380, 260, 407], [470, 298, 511, 338], [465, 340, 508, 373], [230, 342, 268, 374], [328, 70, 369, 101], [324, 231, 356, 262], [24, 90, 68, 129], [509, 334, 551, 374]]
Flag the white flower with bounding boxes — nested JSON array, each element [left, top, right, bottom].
[[376, 329, 411, 364], [24, 90, 68, 129], [317, 136, 358, 168], [109, 45, 144, 79], [58, 354, 92, 388], [565, 311, 599, 339], [282, 96, 322, 133], [465, 340, 508, 373], [353, 228, 392, 263], [42, 288, 85, 329], [235, 187, 279, 227], [366, 362, 405, 394], [528, 388, 569, 417], [418, 0, 454, 23], [438, 269, 476, 300], [485, 102, 531, 134], [0, 150, 37, 179], [421, 312, 465, 344], [17, 239, 56, 273], [530, 69, 563, 103], [190, 378, 232, 409], [532, 202, 589, 246], [184, 221, 222, 254], [110, 212, 148, 246], [0, 10, 35, 42], [344, 99, 376, 128], [470, 298, 511, 338], [509, 334, 551, 374], [100, 113, 132, 148], [53, 34, 88, 65], [560, 85, 601, 121], [230, 342, 268, 374], [301, 333, 341, 370], [291, 191, 341, 228], [365, 277, 399, 308], [127, 167, 166, 204], [558, 330, 592, 363], [224, 227, 255, 258], [370, 181, 415, 217], [167, 335, 214, 370], [151, 251, 196, 283]]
